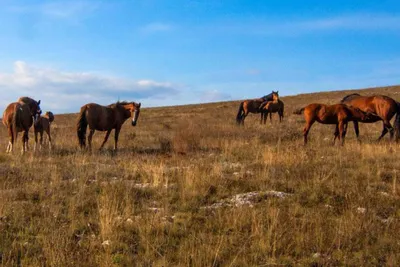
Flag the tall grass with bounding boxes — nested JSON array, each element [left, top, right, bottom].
[[0, 86, 400, 266]]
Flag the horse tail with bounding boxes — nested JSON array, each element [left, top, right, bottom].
[[12, 104, 22, 143], [77, 106, 88, 148], [293, 107, 305, 115], [395, 101, 400, 142], [236, 102, 244, 124]]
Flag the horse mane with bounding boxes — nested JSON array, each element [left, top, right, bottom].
[[341, 93, 361, 103], [18, 96, 38, 105], [108, 101, 141, 109], [261, 91, 278, 101]]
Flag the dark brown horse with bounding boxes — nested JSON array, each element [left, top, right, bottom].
[[260, 93, 284, 124], [2, 97, 41, 153], [340, 93, 400, 141], [77, 101, 141, 150], [294, 103, 372, 145], [236, 91, 279, 125], [34, 111, 54, 151]]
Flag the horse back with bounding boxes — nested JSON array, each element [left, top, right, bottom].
[[84, 103, 115, 130], [343, 95, 397, 119], [244, 99, 263, 112]]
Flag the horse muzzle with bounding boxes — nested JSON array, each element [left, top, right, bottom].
[[132, 121, 137, 126]]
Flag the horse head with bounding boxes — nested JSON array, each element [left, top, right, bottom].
[[262, 90, 279, 101], [351, 106, 377, 121], [18, 97, 41, 123], [272, 91, 279, 101], [131, 102, 141, 126]]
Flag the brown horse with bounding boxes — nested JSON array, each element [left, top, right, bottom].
[[2, 97, 41, 153], [294, 103, 372, 145], [236, 91, 279, 125], [260, 93, 284, 124], [340, 93, 400, 141], [34, 111, 54, 151], [77, 101, 141, 150]]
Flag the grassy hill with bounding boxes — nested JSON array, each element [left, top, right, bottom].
[[1, 85, 400, 266]]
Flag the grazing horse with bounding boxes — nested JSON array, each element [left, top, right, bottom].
[[260, 93, 284, 124], [77, 101, 141, 150], [294, 103, 372, 145], [340, 93, 400, 141], [2, 97, 41, 153], [34, 111, 54, 151], [236, 91, 279, 125]]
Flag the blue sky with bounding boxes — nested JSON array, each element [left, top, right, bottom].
[[0, 0, 400, 113]]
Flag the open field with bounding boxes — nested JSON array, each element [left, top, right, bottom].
[[1, 86, 400, 266]]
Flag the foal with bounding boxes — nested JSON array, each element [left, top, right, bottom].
[[260, 93, 284, 124], [294, 104, 372, 145], [34, 111, 54, 151]]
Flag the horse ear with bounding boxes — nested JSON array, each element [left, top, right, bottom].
[[138, 102, 141, 108], [37, 100, 41, 105]]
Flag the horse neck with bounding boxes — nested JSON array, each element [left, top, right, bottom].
[[117, 104, 132, 120]]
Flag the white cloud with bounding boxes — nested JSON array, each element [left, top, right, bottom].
[[139, 23, 174, 34], [0, 61, 180, 113]]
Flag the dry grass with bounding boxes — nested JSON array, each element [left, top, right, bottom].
[[1, 85, 400, 266]]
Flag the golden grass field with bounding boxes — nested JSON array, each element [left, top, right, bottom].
[[1, 85, 400, 266]]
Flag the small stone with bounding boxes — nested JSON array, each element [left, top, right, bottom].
[[312, 252, 321, 258], [102, 240, 111, 246], [356, 207, 366, 214]]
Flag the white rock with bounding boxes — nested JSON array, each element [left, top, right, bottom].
[[102, 240, 111, 246], [356, 207, 366, 214]]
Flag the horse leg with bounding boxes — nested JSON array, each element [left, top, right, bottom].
[[34, 131, 38, 152], [333, 124, 339, 145], [21, 131, 28, 154], [386, 120, 395, 141], [88, 129, 95, 150], [46, 128, 52, 150], [39, 131, 44, 151], [7, 127, 14, 153], [269, 112, 272, 123], [377, 120, 392, 141], [303, 120, 314, 145], [114, 128, 121, 151], [353, 121, 361, 143], [260, 113, 263, 125], [99, 130, 112, 150], [241, 112, 248, 126], [338, 121, 347, 146]]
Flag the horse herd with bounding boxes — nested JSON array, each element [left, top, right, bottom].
[[2, 98, 141, 153], [236, 91, 400, 145], [1, 92, 400, 153]]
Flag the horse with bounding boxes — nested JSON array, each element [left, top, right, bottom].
[[77, 101, 141, 150], [236, 91, 279, 125], [2, 97, 41, 153], [340, 93, 400, 141], [260, 93, 284, 124], [34, 111, 54, 151], [294, 103, 373, 145]]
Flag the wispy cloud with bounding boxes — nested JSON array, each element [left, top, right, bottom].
[[217, 13, 400, 36], [139, 22, 174, 34], [0, 61, 180, 113], [199, 90, 231, 102], [7, 0, 101, 21]]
